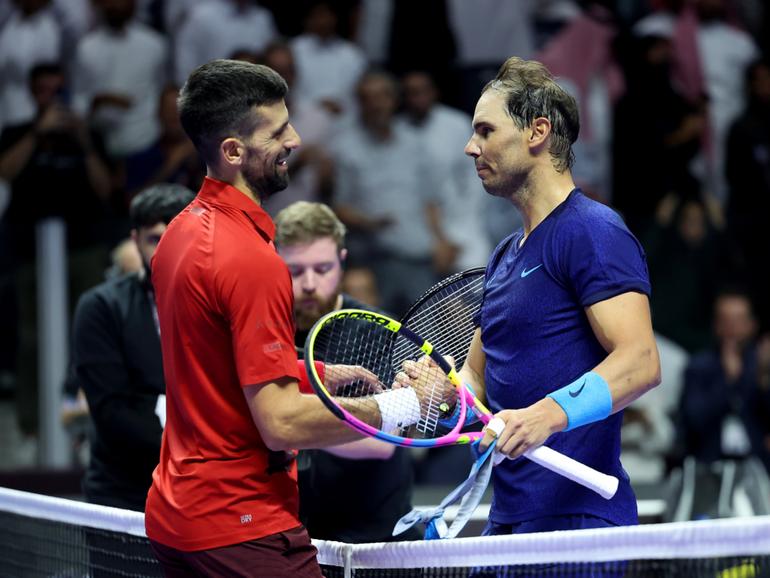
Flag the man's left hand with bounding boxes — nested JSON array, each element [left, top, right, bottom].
[[479, 398, 567, 458]]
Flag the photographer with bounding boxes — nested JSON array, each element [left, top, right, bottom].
[[0, 62, 113, 442]]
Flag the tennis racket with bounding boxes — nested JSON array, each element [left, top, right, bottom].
[[397, 267, 619, 499], [304, 307, 618, 499]]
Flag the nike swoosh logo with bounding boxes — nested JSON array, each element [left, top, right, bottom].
[[520, 264, 543, 278], [568, 380, 586, 398]]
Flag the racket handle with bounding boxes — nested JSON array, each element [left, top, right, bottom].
[[491, 445, 619, 499]]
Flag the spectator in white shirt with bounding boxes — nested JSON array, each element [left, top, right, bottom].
[[332, 70, 452, 315], [0, 0, 61, 132], [172, 0, 276, 86], [291, 0, 367, 117], [71, 0, 168, 160], [399, 70, 499, 272]]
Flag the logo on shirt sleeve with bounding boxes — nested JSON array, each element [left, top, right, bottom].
[[263, 342, 283, 353], [520, 264, 543, 278]]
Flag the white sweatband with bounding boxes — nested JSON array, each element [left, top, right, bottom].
[[374, 388, 422, 432]]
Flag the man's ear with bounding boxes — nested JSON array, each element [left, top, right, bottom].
[[220, 137, 244, 167], [529, 117, 551, 150]]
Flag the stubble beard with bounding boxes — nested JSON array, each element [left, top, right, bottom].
[[243, 150, 289, 202]]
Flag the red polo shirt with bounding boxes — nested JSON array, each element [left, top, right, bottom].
[[145, 177, 301, 551]]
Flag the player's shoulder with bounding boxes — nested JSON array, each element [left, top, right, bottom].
[[214, 224, 287, 289], [558, 190, 631, 236]]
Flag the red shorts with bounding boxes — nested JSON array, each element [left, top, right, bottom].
[[149, 525, 324, 578]]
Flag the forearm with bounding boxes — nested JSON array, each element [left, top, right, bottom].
[[247, 380, 381, 451], [458, 364, 486, 405], [592, 342, 661, 413], [323, 438, 395, 460]]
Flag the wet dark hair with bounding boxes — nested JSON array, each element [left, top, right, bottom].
[[484, 57, 580, 172]]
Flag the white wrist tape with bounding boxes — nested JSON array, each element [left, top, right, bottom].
[[485, 416, 505, 438], [375, 388, 422, 432]]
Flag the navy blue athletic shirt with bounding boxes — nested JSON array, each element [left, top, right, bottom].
[[480, 189, 650, 526]]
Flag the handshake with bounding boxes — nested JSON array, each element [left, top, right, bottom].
[[324, 356, 458, 434]]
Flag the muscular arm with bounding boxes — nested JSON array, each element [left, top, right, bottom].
[[244, 378, 373, 451], [458, 328, 487, 404], [484, 291, 661, 457], [246, 356, 457, 451], [323, 438, 395, 460], [587, 291, 662, 412]]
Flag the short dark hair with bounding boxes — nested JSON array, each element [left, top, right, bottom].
[[484, 57, 580, 172], [129, 184, 196, 229], [177, 59, 288, 165]]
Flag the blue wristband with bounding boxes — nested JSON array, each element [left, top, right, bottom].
[[438, 400, 480, 429], [547, 371, 612, 431]]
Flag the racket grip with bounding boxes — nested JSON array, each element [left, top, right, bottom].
[[525, 446, 619, 499], [491, 445, 618, 499]]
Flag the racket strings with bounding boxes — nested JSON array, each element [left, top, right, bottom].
[[312, 316, 451, 438], [401, 279, 483, 344], [394, 275, 484, 370], [395, 273, 485, 432]]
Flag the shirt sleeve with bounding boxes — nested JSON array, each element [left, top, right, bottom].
[[555, 206, 651, 307], [215, 249, 299, 387]]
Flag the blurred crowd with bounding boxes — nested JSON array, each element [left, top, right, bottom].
[[0, 0, 768, 499]]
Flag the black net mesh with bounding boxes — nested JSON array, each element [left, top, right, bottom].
[[2, 490, 770, 578], [0, 510, 162, 578]]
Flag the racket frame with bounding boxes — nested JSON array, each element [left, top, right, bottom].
[[304, 308, 475, 448]]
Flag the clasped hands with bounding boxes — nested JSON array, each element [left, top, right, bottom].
[[324, 356, 457, 418]]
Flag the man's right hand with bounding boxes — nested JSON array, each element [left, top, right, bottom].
[[393, 356, 457, 417]]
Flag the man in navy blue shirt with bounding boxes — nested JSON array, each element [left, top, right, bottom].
[[462, 57, 661, 535]]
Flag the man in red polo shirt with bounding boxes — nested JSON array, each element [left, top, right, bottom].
[[145, 59, 452, 577]]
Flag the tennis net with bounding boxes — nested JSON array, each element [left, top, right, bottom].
[[2, 486, 770, 577]]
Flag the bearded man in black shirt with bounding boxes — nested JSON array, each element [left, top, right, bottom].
[[274, 201, 421, 542], [72, 184, 194, 511]]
